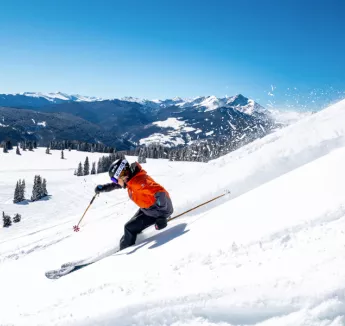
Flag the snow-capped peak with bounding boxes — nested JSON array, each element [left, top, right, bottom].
[[194, 95, 225, 111], [168, 94, 265, 114], [17, 92, 103, 102], [171, 97, 184, 102], [121, 96, 142, 103]]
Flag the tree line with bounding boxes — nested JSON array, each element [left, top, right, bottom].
[[2, 125, 267, 165], [73, 140, 238, 175], [130, 129, 265, 163], [1, 140, 37, 153], [48, 140, 115, 153], [2, 135, 255, 163], [1, 139, 115, 154]]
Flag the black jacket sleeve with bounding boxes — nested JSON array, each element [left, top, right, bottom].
[[102, 182, 122, 192]]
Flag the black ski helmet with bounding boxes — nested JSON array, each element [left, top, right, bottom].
[[109, 159, 130, 182]]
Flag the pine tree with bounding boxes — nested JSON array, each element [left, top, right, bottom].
[[16, 145, 21, 155], [3, 212, 12, 227], [31, 176, 38, 201], [13, 213, 21, 223], [22, 142, 27, 151], [138, 149, 143, 163], [3, 143, 8, 153], [97, 158, 104, 174], [28, 142, 33, 151], [37, 175, 43, 199], [46, 147, 50, 154], [83, 157, 90, 175], [61, 150, 64, 159], [42, 178, 48, 196], [13, 181, 21, 203], [6, 140, 13, 150], [20, 179, 26, 202], [138, 148, 147, 163], [31, 175, 43, 201], [77, 162, 83, 176], [91, 162, 96, 175]]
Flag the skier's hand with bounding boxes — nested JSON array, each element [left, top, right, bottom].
[[95, 185, 104, 194], [155, 217, 168, 230]]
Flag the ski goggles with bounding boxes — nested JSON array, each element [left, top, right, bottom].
[[110, 160, 128, 183], [111, 170, 128, 183]]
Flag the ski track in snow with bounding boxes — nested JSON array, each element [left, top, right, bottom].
[[1, 99, 345, 325]]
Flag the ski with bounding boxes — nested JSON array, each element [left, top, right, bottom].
[[61, 259, 88, 269], [45, 265, 77, 279], [45, 246, 120, 279]]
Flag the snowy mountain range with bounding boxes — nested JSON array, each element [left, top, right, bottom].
[[1, 92, 265, 114], [0, 92, 281, 149], [0, 92, 102, 107], [123, 94, 267, 115]]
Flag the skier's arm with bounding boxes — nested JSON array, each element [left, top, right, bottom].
[[95, 183, 121, 194]]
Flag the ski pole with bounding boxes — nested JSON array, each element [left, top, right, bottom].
[[73, 194, 98, 232], [168, 189, 230, 222]]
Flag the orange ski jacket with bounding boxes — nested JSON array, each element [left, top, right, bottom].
[[126, 163, 169, 208]]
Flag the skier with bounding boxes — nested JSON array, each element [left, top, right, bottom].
[[95, 158, 173, 250]]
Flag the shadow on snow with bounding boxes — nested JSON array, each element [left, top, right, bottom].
[[125, 223, 189, 255]]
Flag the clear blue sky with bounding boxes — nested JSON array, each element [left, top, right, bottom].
[[0, 0, 344, 110]]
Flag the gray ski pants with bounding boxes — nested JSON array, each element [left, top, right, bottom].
[[119, 192, 173, 250]]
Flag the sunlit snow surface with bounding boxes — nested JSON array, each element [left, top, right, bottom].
[[0, 99, 345, 325]]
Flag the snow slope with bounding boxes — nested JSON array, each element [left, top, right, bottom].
[[0, 99, 345, 325]]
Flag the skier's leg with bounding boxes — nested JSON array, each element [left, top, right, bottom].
[[120, 210, 156, 250]]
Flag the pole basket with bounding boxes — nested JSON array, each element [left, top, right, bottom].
[[73, 225, 80, 232]]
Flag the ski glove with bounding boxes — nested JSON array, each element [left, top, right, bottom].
[[155, 217, 168, 230], [95, 185, 105, 194], [95, 183, 122, 194]]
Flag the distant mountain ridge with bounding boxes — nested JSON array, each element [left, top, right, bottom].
[[0, 92, 102, 108], [0, 92, 280, 150], [121, 94, 266, 116], [1, 92, 264, 114]]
